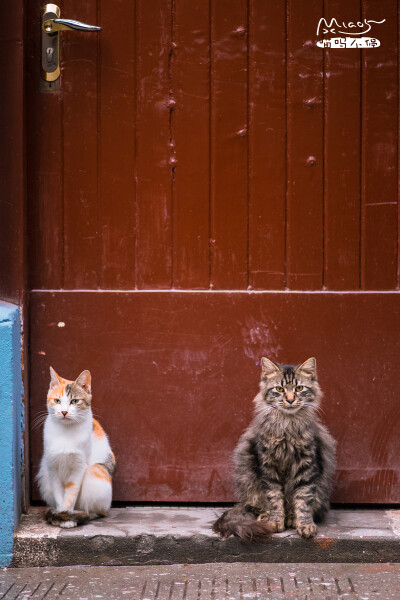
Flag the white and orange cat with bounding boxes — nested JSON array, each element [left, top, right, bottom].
[[37, 367, 115, 528]]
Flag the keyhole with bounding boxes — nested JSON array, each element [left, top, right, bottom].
[[46, 47, 54, 64]]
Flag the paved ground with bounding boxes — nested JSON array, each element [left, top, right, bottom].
[[1, 563, 400, 599], [13, 507, 400, 567]]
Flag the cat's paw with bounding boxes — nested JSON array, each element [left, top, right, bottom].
[[60, 520, 77, 528], [45, 507, 61, 527], [285, 516, 296, 528], [45, 508, 89, 527], [270, 519, 285, 533], [257, 515, 285, 533], [296, 522, 317, 538], [256, 512, 270, 522]]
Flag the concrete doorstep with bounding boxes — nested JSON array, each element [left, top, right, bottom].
[[12, 507, 400, 568]]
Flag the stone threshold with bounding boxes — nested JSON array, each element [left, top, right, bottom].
[[12, 506, 400, 567]]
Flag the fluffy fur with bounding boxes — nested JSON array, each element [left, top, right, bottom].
[[37, 367, 115, 528], [213, 357, 336, 541]]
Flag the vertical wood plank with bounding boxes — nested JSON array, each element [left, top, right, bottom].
[[98, 0, 136, 289], [62, 1, 100, 289], [286, 0, 324, 290], [26, 7, 63, 290], [135, 0, 172, 288], [361, 0, 398, 290], [324, 0, 361, 290], [0, 0, 25, 301], [173, 0, 210, 289], [210, 0, 248, 289], [248, 0, 286, 290]]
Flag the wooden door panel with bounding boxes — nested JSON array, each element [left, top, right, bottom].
[[26, 1, 400, 293], [26, 0, 400, 503], [30, 291, 400, 502]]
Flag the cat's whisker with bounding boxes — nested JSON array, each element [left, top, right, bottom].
[[266, 403, 278, 410], [31, 412, 48, 423], [32, 416, 48, 430], [31, 412, 48, 424]]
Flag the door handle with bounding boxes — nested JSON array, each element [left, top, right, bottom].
[[41, 3, 102, 91], [42, 18, 102, 34]]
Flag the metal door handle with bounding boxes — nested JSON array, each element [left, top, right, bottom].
[[41, 4, 102, 91], [43, 18, 102, 34]]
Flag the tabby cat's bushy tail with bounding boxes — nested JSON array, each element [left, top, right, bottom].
[[212, 504, 273, 542]]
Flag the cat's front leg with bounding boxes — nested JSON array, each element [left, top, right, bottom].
[[293, 485, 317, 538], [59, 461, 86, 513], [47, 458, 88, 528], [47, 466, 65, 510], [258, 468, 285, 532]]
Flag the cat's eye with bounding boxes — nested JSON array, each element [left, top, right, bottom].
[[54, 398, 61, 403], [70, 398, 79, 404], [295, 385, 303, 392], [275, 386, 284, 393]]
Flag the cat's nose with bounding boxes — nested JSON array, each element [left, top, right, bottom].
[[61, 411, 68, 416], [286, 394, 295, 404]]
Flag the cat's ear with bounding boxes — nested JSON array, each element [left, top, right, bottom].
[[261, 357, 280, 379], [296, 357, 317, 379], [49, 366, 62, 389], [75, 370, 92, 393]]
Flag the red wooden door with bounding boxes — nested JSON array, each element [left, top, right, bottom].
[[27, 0, 400, 502]]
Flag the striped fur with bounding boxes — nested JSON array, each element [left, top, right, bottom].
[[212, 504, 274, 542], [213, 358, 336, 541]]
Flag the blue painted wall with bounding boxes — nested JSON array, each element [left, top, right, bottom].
[[0, 301, 24, 567]]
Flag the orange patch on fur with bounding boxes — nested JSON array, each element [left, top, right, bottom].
[[47, 380, 70, 403], [92, 418, 105, 438], [64, 481, 75, 489], [111, 451, 116, 465], [90, 464, 112, 483], [47, 387, 64, 404]]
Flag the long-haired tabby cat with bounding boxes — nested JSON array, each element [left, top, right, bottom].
[[37, 367, 115, 528], [213, 357, 336, 541]]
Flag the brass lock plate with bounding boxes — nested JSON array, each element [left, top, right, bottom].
[[41, 3, 61, 91]]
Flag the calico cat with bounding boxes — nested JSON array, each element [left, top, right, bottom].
[[213, 357, 336, 541], [37, 367, 115, 528]]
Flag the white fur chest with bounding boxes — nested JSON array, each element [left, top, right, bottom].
[[44, 417, 92, 463]]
